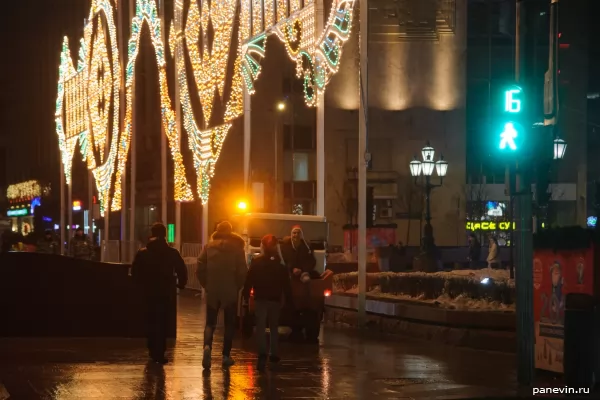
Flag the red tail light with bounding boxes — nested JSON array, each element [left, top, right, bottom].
[[250, 288, 254, 296], [324, 289, 331, 297]]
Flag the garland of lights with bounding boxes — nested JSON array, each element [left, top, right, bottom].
[[242, 0, 356, 107], [173, 1, 233, 204], [83, 0, 122, 215], [55, 0, 356, 211], [185, 0, 236, 126], [56, 38, 79, 186], [113, 0, 193, 212]]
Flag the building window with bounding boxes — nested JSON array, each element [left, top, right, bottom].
[[283, 124, 315, 150], [293, 152, 309, 181]]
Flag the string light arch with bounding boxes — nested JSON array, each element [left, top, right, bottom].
[[112, 0, 194, 211]]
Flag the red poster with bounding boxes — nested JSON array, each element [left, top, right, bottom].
[[533, 247, 594, 373], [344, 228, 397, 252]]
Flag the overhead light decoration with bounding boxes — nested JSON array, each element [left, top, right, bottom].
[[243, 0, 356, 106], [56, 0, 356, 209], [173, 1, 233, 204], [113, 0, 193, 212]]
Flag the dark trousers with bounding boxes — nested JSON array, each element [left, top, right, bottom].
[[145, 296, 169, 358], [204, 301, 237, 357], [255, 301, 281, 357]]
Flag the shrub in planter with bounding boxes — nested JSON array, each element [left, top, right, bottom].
[[334, 271, 516, 305]]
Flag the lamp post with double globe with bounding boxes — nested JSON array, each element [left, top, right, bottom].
[[409, 142, 448, 271]]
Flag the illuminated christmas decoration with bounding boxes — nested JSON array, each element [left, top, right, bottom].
[[7, 181, 42, 202], [55, 0, 356, 211], [241, 0, 356, 106], [173, 1, 234, 204], [240, 34, 267, 95], [185, 0, 236, 126], [252, 0, 263, 37], [82, 0, 122, 215], [56, 37, 82, 186], [113, 0, 193, 211]]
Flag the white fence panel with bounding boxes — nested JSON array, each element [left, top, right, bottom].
[[181, 243, 203, 291], [101, 240, 121, 263]]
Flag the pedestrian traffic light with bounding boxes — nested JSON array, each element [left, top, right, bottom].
[[497, 85, 526, 156]]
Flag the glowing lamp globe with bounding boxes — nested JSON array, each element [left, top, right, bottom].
[[422, 159, 435, 176], [553, 138, 567, 160], [237, 201, 248, 211], [421, 143, 435, 162], [409, 158, 422, 177], [435, 156, 449, 177]]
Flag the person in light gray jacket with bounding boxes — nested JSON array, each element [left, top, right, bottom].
[[197, 221, 247, 369]]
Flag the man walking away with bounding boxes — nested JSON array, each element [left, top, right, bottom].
[[243, 234, 293, 370], [37, 229, 58, 254], [132, 223, 188, 364], [197, 221, 247, 369], [69, 227, 94, 260]]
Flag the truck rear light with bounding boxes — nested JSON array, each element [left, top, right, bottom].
[[324, 289, 331, 297]]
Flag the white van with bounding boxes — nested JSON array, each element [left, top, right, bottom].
[[230, 213, 328, 273]]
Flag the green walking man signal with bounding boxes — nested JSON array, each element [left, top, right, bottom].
[[500, 122, 518, 150], [499, 85, 524, 152]]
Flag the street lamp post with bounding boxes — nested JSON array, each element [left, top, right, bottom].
[[409, 142, 448, 272]]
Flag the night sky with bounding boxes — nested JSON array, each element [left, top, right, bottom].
[[0, 0, 90, 186]]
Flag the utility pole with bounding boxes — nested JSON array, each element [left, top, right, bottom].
[[357, 0, 369, 326], [515, 0, 535, 386]]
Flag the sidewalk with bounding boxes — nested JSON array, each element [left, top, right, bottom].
[[0, 290, 581, 399]]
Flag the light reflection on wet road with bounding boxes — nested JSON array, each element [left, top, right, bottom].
[[0, 292, 518, 399]]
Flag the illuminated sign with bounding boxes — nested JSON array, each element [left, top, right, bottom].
[[168, 224, 175, 243], [504, 88, 522, 113], [587, 216, 597, 228], [73, 201, 82, 211], [466, 221, 516, 231], [7, 208, 29, 217], [499, 122, 519, 151]]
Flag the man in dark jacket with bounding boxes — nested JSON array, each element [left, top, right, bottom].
[[37, 229, 58, 254], [280, 225, 318, 281], [69, 227, 94, 260], [132, 223, 188, 364], [197, 220, 247, 369], [243, 234, 293, 370]]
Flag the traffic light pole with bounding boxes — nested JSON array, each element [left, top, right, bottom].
[[515, 0, 535, 386]]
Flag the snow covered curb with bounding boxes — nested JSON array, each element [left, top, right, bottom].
[[333, 270, 516, 311]]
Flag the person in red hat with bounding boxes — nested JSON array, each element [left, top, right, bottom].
[[281, 225, 318, 281], [243, 234, 293, 370]]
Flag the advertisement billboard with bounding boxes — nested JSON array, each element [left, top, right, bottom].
[[533, 248, 594, 373]]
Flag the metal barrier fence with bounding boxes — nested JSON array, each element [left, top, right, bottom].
[[100, 240, 142, 263], [181, 243, 203, 292], [101, 240, 121, 263], [121, 241, 142, 264]]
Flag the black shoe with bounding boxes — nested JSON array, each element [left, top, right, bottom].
[[269, 355, 280, 363], [257, 354, 267, 370]]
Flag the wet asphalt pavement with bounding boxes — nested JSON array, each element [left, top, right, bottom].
[[0, 291, 523, 399]]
